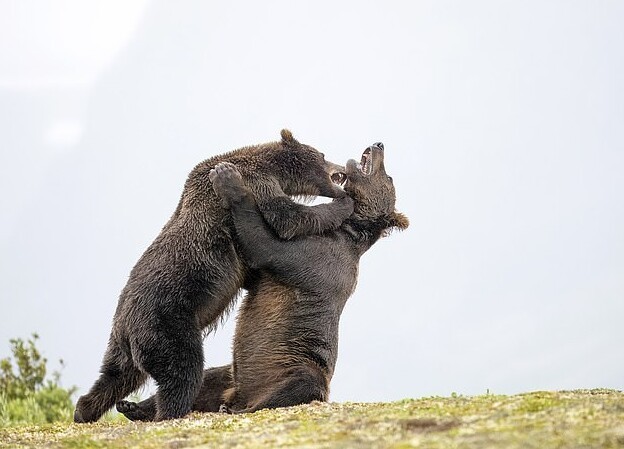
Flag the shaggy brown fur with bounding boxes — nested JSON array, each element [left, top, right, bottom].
[[117, 142, 407, 419], [75, 130, 353, 422]]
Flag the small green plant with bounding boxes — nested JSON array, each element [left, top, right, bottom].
[[0, 333, 76, 426]]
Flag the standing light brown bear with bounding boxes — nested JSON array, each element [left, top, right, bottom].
[[117, 142, 408, 419], [74, 130, 353, 422]]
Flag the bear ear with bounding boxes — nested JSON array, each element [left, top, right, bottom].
[[280, 129, 299, 146], [387, 211, 409, 232]]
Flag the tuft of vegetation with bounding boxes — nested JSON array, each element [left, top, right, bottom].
[[1, 389, 623, 448], [0, 334, 76, 427]]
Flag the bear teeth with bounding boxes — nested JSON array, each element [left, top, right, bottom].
[[361, 149, 372, 175]]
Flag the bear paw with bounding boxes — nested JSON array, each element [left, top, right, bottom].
[[116, 400, 150, 421], [209, 162, 249, 207]]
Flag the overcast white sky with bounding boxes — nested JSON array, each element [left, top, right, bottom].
[[0, 1, 622, 403]]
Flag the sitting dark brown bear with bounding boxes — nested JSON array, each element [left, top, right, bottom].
[[75, 130, 354, 422], [117, 142, 408, 419]]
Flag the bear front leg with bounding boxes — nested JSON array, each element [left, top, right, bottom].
[[255, 195, 354, 240], [210, 163, 332, 292], [209, 162, 354, 240], [210, 163, 289, 270]]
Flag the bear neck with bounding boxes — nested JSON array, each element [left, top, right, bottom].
[[341, 214, 390, 253]]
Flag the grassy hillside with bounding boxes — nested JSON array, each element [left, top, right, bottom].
[[1, 389, 623, 448]]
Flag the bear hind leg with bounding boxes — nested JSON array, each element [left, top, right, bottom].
[[147, 332, 204, 421], [74, 343, 147, 423], [116, 397, 156, 421], [233, 367, 327, 414]]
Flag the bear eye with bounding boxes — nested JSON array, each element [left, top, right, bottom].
[[387, 176, 393, 182]]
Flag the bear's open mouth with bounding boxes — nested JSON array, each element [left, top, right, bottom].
[[331, 172, 347, 186], [359, 148, 372, 175]]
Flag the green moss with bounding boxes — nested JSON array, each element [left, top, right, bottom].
[[1, 390, 623, 449], [515, 391, 561, 413]]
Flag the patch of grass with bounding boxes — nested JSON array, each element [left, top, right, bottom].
[[0, 334, 76, 427], [1, 390, 623, 448]]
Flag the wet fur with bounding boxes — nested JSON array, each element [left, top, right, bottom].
[[118, 144, 408, 419], [74, 130, 354, 422]]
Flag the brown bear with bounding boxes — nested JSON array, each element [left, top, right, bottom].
[[116, 142, 408, 419], [74, 130, 354, 422]]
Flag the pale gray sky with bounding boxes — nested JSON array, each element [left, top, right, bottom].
[[0, 1, 622, 403]]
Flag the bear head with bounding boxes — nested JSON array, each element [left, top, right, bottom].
[[263, 129, 347, 199], [344, 142, 409, 233]]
